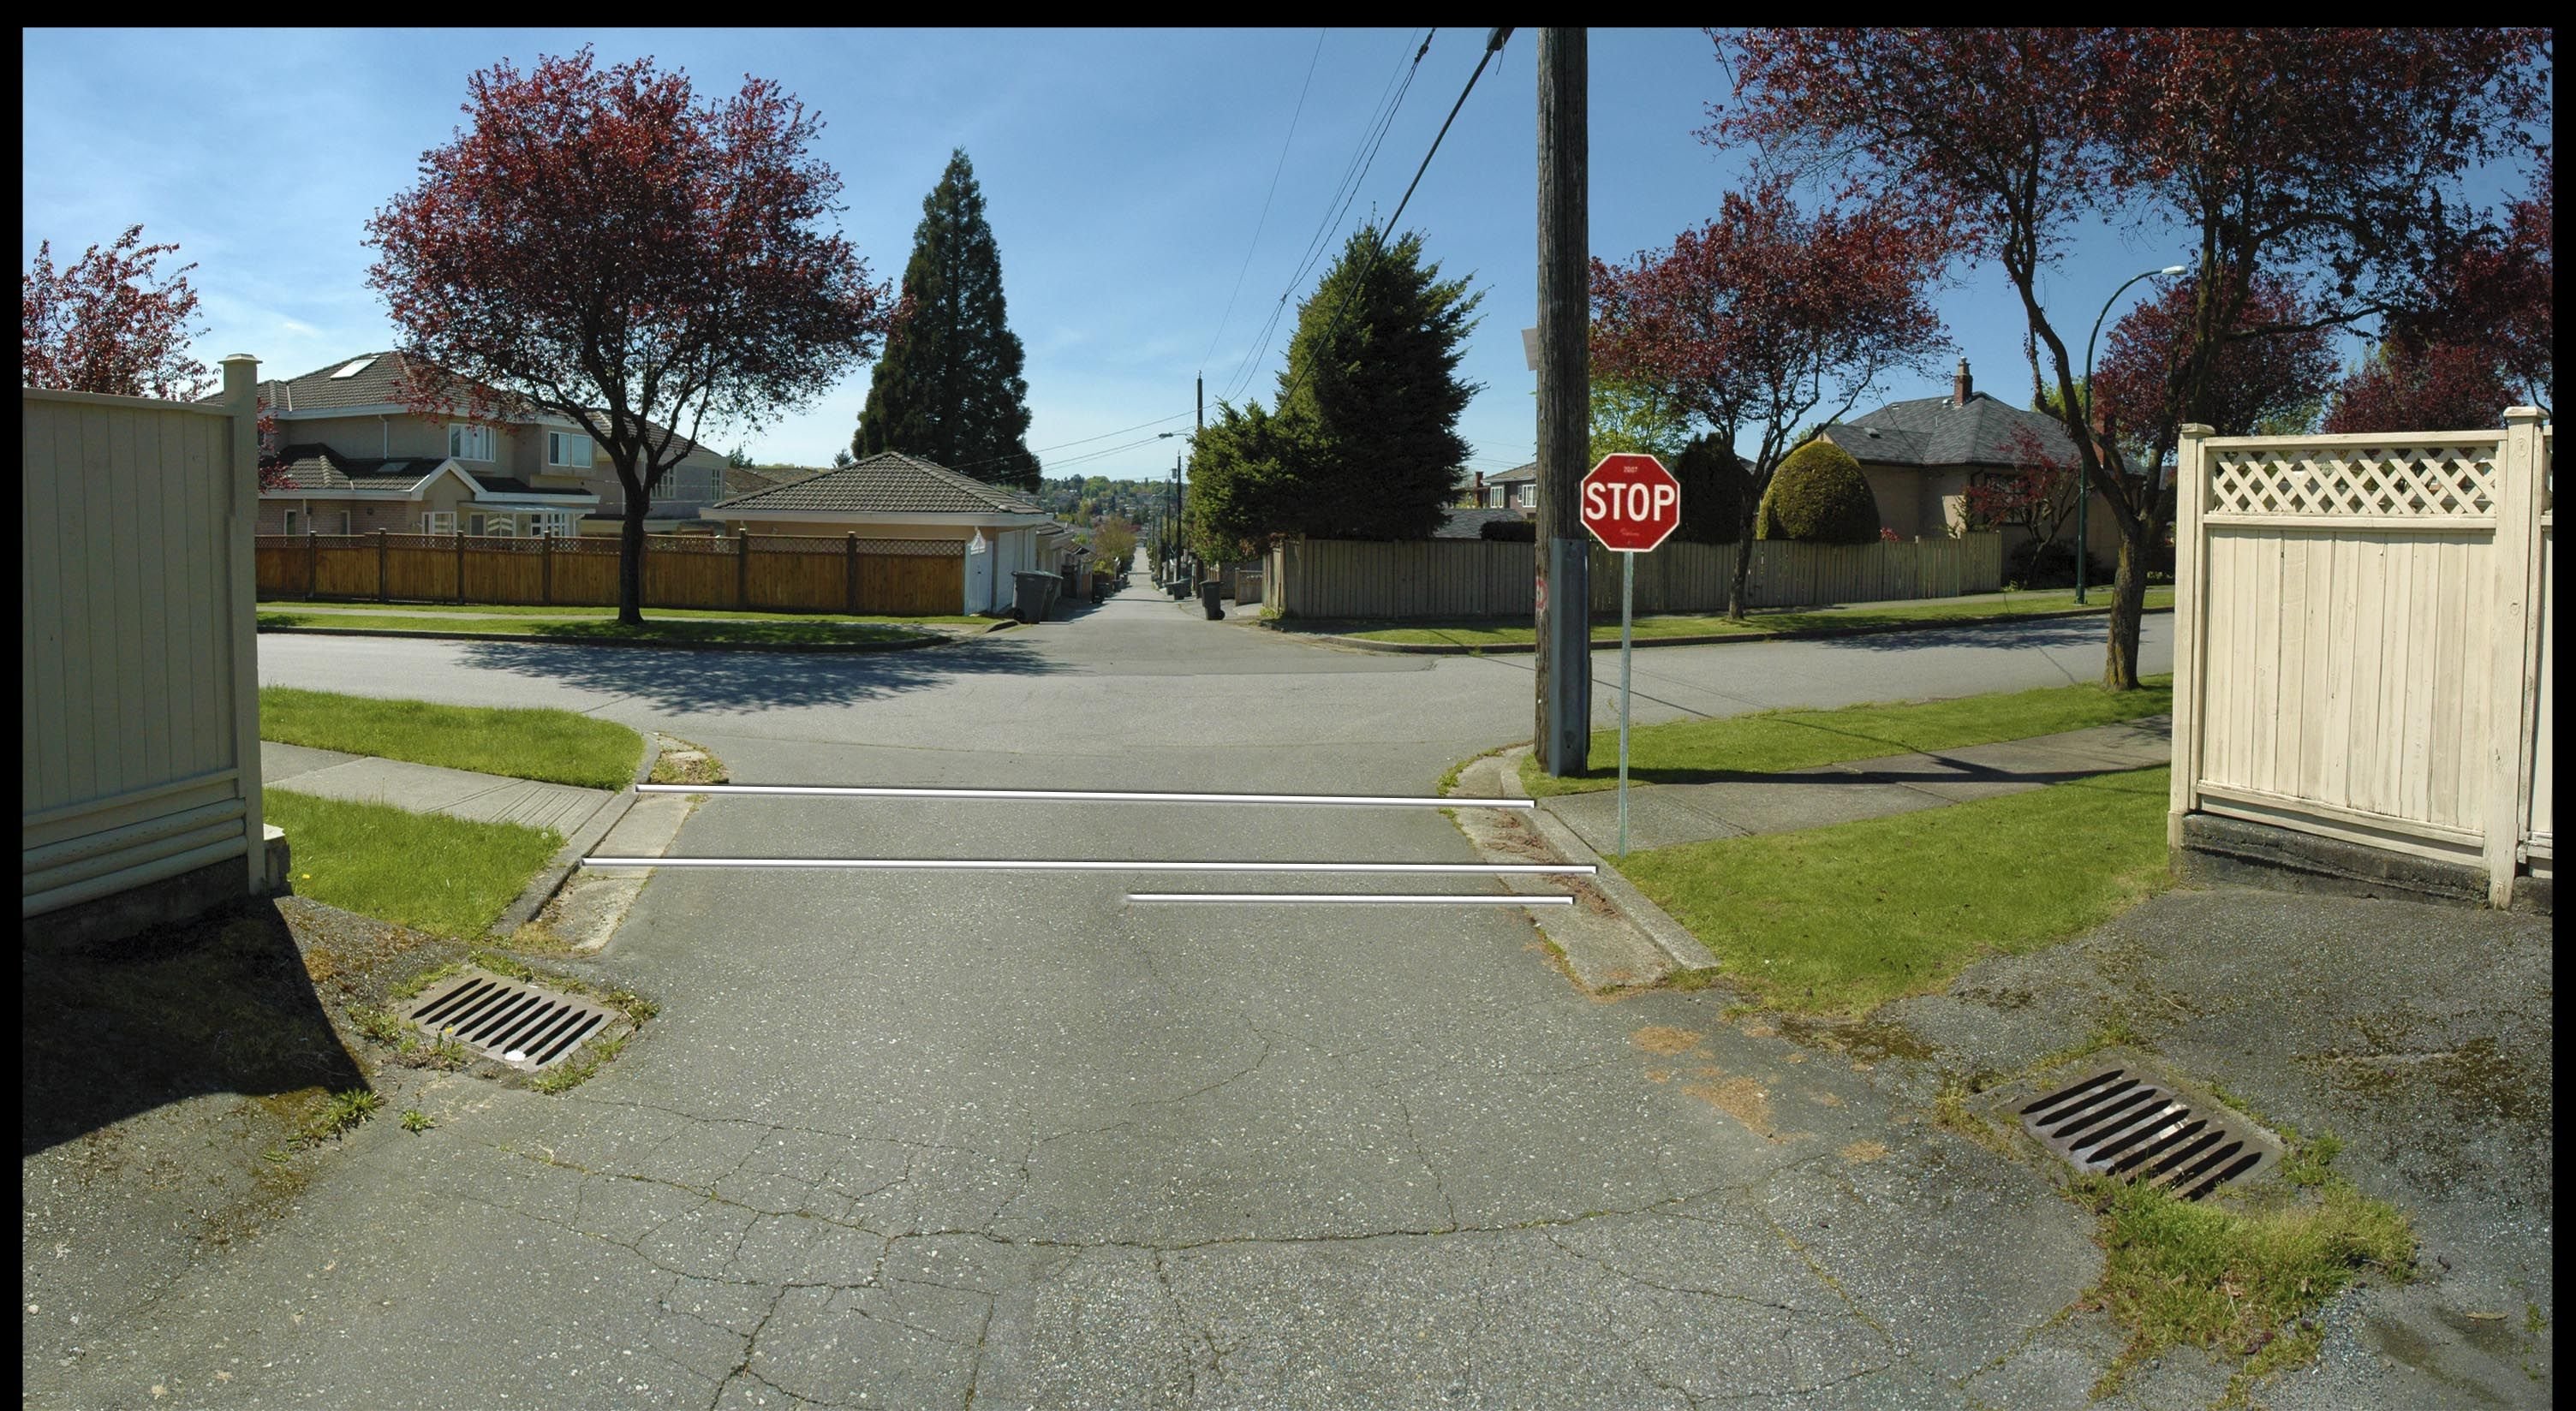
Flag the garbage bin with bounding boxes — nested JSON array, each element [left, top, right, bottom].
[[1198, 580, 1224, 620], [1011, 570, 1058, 622]]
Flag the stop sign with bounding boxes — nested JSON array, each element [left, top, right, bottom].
[[1580, 453, 1682, 551]]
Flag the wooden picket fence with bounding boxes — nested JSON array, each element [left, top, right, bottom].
[[257, 531, 965, 616], [1261, 533, 2002, 620]]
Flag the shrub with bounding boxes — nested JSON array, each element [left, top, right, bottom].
[[1672, 434, 1752, 543], [1479, 517, 1537, 542], [1756, 439, 1881, 544], [2006, 538, 2112, 590]]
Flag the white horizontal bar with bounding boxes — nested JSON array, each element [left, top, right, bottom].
[[1127, 892, 1576, 905], [635, 783, 1530, 808], [583, 857, 1593, 874]]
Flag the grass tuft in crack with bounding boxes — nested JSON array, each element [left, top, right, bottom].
[[299, 1087, 383, 1145]]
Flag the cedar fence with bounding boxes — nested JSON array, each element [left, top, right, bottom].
[[2169, 412, 2553, 907], [257, 530, 966, 616], [1260, 533, 2002, 621]]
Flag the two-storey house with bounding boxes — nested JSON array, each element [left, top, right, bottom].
[[249, 352, 733, 539]]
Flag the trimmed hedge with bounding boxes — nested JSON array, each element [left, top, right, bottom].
[[1479, 517, 1537, 542], [1757, 439, 1881, 545]]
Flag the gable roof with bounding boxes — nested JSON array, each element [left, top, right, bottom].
[[1482, 461, 1539, 485], [271, 443, 443, 492], [247, 354, 720, 461], [1822, 392, 2078, 470], [706, 451, 1046, 516]]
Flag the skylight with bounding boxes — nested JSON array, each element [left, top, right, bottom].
[[329, 357, 377, 379]]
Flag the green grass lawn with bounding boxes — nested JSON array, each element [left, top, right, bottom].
[[1522, 675, 2172, 798], [260, 687, 643, 790], [1333, 585, 2176, 647], [260, 598, 986, 626], [1618, 766, 2173, 1016], [264, 789, 562, 938], [259, 610, 936, 648]]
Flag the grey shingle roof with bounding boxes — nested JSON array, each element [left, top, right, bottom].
[[466, 476, 590, 498], [1482, 461, 1539, 485], [1435, 507, 1532, 539], [272, 444, 436, 491], [707, 451, 1046, 515], [1822, 393, 2078, 469]]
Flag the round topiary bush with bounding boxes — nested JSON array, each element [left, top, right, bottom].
[[1756, 438, 1881, 545]]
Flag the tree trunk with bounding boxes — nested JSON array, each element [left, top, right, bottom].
[[2102, 519, 2149, 690], [1726, 503, 1759, 620], [618, 499, 648, 627]]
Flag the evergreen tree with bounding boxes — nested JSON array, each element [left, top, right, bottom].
[[856, 150, 1040, 489]]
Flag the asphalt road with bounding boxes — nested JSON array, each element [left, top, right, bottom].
[[46, 586, 2185, 1408]]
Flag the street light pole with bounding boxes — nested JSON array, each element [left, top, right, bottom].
[[2077, 264, 2190, 604]]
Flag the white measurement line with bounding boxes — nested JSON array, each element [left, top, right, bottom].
[[1126, 893, 1577, 905], [636, 783, 1530, 808], [581, 857, 1594, 875]]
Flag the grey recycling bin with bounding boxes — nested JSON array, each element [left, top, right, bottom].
[[1012, 570, 1058, 622], [1198, 580, 1224, 619]]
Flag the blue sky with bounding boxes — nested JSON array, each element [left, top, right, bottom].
[[21, 28, 2520, 482]]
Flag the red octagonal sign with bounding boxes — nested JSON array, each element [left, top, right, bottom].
[[1580, 453, 1682, 552]]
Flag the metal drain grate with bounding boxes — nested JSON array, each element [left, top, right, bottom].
[[2019, 1069, 2275, 1200], [402, 969, 615, 1071]]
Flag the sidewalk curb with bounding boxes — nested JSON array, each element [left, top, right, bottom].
[[259, 625, 952, 655], [1453, 746, 1720, 979], [1295, 603, 2174, 655], [486, 732, 659, 939]]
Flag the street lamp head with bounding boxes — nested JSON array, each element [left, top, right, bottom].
[[2160, 264, 2189, 276]]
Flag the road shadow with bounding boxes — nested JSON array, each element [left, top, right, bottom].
[[450, 631, 1069, 713], [1816, 616, 2114, 652], [21, 896, 367, 1157]]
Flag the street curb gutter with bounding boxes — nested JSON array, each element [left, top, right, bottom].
[[259, 625, 955, 654], [1456, 747, 1720, 979], [486, 732, 660, 939], [1304, 603, 2175, 655]]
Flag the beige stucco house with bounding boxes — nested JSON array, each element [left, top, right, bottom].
[[701, 451, 1077, 615], [247, 352, 732, 539], [1817, 360, 2121, 561]]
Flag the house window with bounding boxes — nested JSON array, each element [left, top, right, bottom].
[[547, 431, 593, 467], [283, 509, 300, 535], [422, 510, 456, 534], [469, 513, 516, 537], [334, 510, 352, 534], [448, 423, 495, 461], [526, 510, 572, 537]]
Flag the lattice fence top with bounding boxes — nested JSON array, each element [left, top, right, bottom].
[[2207, 444, 2499, 519], [257, 532, 967, 557]]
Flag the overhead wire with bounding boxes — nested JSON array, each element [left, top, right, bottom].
[[1200, 29, 1327, 372]]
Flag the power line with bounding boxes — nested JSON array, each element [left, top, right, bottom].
[[1265, 27, 1513, 418], [1201, 29, 1327, 370], [1218, 29, 1434, 406], [934, 409, 1196, 475]]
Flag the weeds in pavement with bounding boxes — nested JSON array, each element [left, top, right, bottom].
[[299, 1087, 383, 1145], [530, 1032, 630, 1094], [400, 1109, 434, 1134]]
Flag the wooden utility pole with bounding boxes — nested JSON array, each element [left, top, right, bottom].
[[1534, 27, 1591, 775]]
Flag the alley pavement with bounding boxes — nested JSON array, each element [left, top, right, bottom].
[[34, 582, 2203, 1408]]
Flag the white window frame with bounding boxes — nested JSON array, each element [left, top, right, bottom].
[[422, 510, 457, 535], [547, 431, 593, 467], [448, 422, 495, 462], [525, 510, 573, 538], [283, 509, 301, 535]]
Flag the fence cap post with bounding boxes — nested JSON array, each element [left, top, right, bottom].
[[2501, 406, 2545, 425], [2178, 423, 2215, 439]]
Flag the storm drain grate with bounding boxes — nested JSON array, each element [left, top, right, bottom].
[[402, 969, 615, 1071], [2018, 1069, 2277, 1200]]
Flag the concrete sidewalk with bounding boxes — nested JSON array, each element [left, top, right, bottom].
[[260, 741, 613, 832], [1532, 715, 2172, 856]]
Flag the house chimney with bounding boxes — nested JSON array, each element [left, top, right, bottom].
[[1953, 358, 1973, 407]]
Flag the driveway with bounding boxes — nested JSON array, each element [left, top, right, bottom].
[[33, 589, 2180, 1408]]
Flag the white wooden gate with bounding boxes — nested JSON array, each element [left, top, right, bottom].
[[2168, 410, 2553, 904]]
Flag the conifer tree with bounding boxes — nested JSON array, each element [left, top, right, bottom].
[[856, 149, 1040, 489]]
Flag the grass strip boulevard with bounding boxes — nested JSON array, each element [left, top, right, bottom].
[[1523, 674, 2173, 798], [1332, 584, 2176, 647], [1619, 766, 2174, 1016], [260, 686, 644, 790], [262, 789, 563, 938], [259, 610, 940, 648]]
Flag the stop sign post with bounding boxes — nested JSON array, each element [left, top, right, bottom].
[[1581, 454, 1682, 856]]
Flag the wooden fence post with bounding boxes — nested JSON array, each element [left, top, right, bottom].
[[456, 530, 465, 604], [846, 533, 859, 613], [541, 531, 552, 606], [377, 528, 389, 601], [2485, 408, 2547, 907], [2168, 425, 2213, 848], [738, 528, 752, 610], [307, 527, 319, 598]]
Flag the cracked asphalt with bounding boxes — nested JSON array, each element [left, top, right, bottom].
[[30, 583, 2184, 1408]]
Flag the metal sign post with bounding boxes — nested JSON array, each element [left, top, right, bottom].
[[1578, 452, 1683, 857]]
